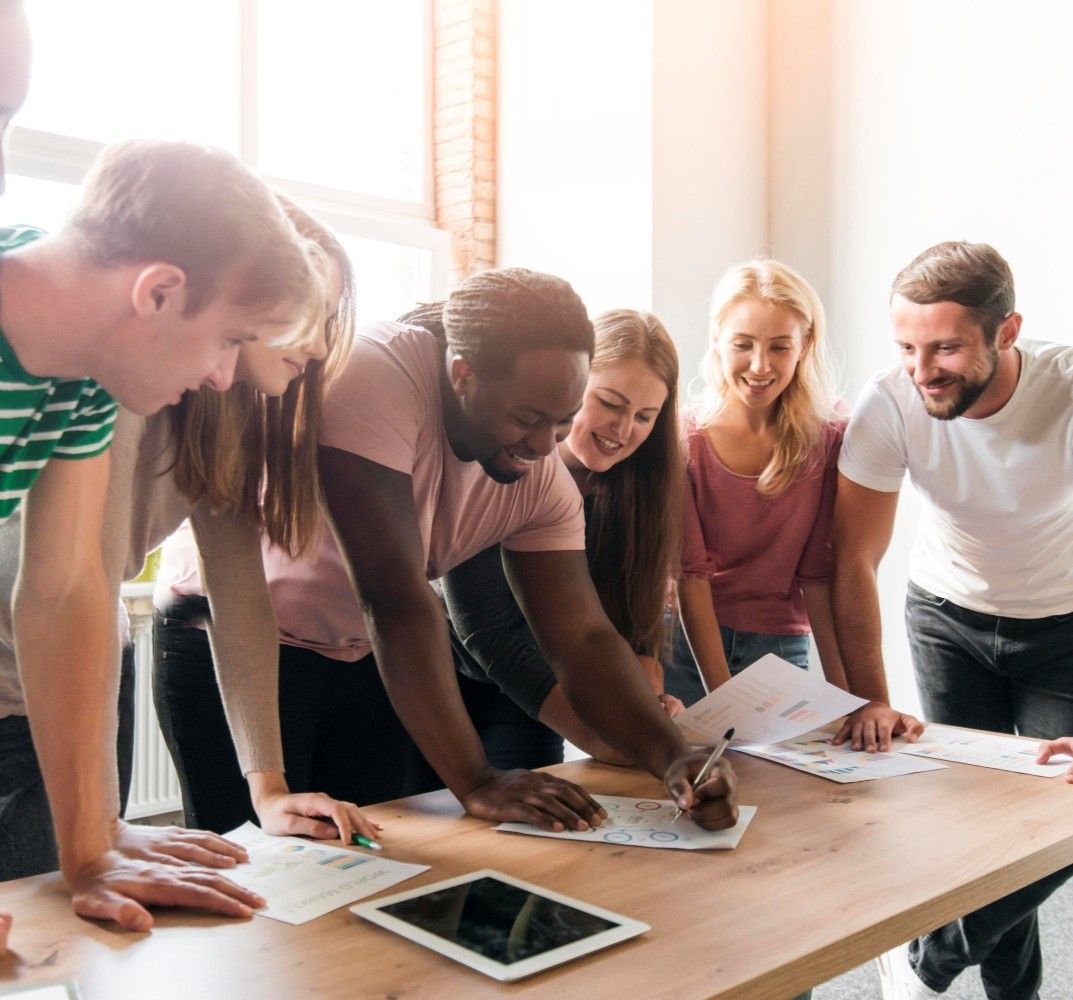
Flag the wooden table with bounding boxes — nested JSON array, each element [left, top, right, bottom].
[[2, 752, 1072, 999]]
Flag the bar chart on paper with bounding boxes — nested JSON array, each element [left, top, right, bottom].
[[734, 730, 948, 783], [675, 654, 867, 745], [897, 725, 1073, 777]]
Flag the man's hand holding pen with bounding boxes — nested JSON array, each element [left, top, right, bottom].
[[663, 728, 739, 831]]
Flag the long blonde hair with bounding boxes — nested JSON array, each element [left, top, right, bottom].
[[693, 259, 837, 497], [585, 310, 682, 657], [167, 201, 354, 556]]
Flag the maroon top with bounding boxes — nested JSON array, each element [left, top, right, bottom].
[[681, 418, 845, 635]]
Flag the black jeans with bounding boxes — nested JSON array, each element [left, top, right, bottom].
[[0, 645, 134, 881], [905, 582, 1073, 1000], [153, 607, 434, 833]]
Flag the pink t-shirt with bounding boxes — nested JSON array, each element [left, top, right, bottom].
[[158, 321, 585, 662], [681, 418, 844, 635]]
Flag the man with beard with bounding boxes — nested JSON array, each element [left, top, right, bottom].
[[830, 241, 1073, 999]]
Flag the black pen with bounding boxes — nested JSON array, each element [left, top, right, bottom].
[[672, 726, 735, 822]]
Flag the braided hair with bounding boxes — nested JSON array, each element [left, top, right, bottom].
[[400, 267, 594, 377]]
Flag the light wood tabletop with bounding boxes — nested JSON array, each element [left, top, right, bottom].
[[1, 750, 1072, 999]]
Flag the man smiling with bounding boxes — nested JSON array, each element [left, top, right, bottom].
[[232, 268, 739, 833], [831, 241, 1073, 999]]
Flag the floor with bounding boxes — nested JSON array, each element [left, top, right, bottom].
[[814, 878, 1073, 999]]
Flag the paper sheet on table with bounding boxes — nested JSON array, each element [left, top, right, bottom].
[[734, 729, 948, 783], [674, 654, 868, 745], [495, 795, 756, 850], [223, 822, 429, 924], [0, 983, 81, 999], [896, 725, 1073, 777]]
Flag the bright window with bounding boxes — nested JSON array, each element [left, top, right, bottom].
[[3, 0, 447, 322]]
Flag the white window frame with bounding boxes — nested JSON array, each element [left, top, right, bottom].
[[7, 0, 449, 300]]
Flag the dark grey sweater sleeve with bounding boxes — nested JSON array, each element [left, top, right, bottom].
[[439, 544, 558, 720]]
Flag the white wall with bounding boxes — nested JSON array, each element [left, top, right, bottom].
[[771, 0, 1073, 712], [500, 1, 1073, 714], [498, 0, 768, 382], [651, 0, 768, 380], [498, 0, 654, 313]]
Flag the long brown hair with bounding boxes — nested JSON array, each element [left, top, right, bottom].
[[584, 310, 682, 657], [167, 201, 354, 556]]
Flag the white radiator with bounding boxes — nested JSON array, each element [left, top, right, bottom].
[[121, 584, 183, 820]]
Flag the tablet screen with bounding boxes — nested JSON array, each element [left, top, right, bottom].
[[353, 869, 649, 980], [378, 875, 618, 964]]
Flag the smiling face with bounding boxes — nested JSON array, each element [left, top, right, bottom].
[[715, 298, 807, 415], [451, 346, 589, 484], [234, 255, 341, 396], [891, 295, 1002, 421], [564, 357, 669, 474]]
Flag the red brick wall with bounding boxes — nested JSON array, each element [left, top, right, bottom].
[[432, 0, 496, 286]]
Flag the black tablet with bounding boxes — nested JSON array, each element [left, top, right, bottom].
[[351, 869, 649, 981]]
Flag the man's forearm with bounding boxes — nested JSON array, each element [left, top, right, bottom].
[[830, 559, 890, 703], [555, 627, 689, 778], [366, 592, 492, 798], [15, 582, 118, 872]]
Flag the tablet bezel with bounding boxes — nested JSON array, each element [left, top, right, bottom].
[[350, 868, 650, 981]]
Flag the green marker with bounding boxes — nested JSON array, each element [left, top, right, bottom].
[[351, 832, 383, 851]]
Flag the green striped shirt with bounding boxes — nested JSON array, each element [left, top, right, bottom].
[[0, 226, 118, 524]]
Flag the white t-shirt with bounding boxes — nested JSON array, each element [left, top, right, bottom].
[[839, 340, 1073, 618]]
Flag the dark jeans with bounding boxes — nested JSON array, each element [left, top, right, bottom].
[[153, 608, 430, 833], [0, 644, 135, 881], [663, 611, 811, 707], [153, 599, 569, 833], [906, 581, 1073, 1000]]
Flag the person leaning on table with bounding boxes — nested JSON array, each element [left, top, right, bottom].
[[830, 239, 1073, 1000]]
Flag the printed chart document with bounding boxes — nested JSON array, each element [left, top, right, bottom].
[[896, 725, 1073, 778], [224, 823, 429, 925], [496, 795, 757, 851], [734, 729, 948, 783], [675, 654, 867, 746]]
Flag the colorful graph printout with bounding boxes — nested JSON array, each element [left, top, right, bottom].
[[733, 730, 948, 783], [495, 795, 756, 851], [674, 654, 867, 746], [223, 822, 429, 924], [896, 725, 1073, 778]]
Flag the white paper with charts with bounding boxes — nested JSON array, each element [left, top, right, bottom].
[[896, 725, 1073, 777], [734, 729, 948, 783], [674, 654, 868, 746], [496, 795, 757, 850], [223, 822, 429, 925]]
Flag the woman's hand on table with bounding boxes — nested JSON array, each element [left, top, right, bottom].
[[1037, 737, 1073, 782], [248, 771, 380, 845], [255, 789, 381, 846], [831, 700, 925, 752]]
